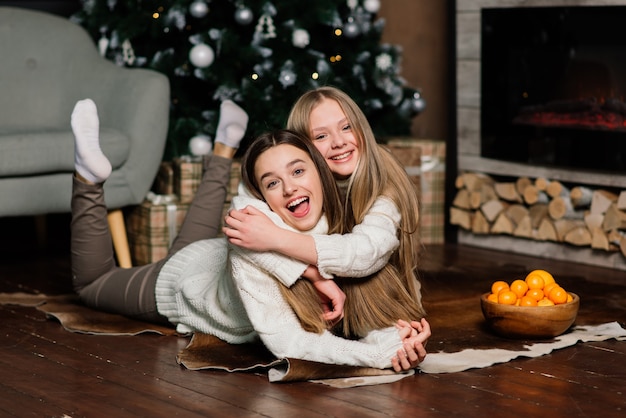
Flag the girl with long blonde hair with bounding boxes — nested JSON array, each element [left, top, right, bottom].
[[69, 96, 429, 371], [225, 87, 425, 340]]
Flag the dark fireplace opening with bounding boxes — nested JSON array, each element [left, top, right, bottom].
[[481, 6, 626, 173]]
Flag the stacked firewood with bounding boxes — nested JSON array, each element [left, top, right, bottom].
[[450, 171, 626, 258]]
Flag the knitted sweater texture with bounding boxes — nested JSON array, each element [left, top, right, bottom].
[[155, 195, 404, 369]]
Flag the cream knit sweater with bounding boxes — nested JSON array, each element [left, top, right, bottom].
[[155, 192, 405, 369], [231, 184, 401, 285]]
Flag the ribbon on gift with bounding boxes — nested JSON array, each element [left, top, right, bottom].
[[420, 155, 445, 195], [146, 191, 179, 248], [177, 155, 203, 163]]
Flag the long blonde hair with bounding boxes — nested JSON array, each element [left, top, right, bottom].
[[288, 87, 425, 337]]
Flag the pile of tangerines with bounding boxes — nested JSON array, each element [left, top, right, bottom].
[[486, 269, 573, 307]]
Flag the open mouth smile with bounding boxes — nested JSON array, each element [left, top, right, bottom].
[[330, 151, 352, 161], [287, 196, 309, 213]]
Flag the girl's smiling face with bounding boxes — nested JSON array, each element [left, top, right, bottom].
[[254, 144, 324, 232], [308, 97, 360, 180]]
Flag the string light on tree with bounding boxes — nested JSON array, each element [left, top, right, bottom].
[[73, 1, 424, 159]]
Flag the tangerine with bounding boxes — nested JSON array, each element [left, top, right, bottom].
[[548, 286, 568, 305], [519, 295, 538, 307], [491, 280, 509, 295], [510, 279, 529, 298], [543, 282, 558, 297], [566, 293, 573, 303], [498, 289, 517, 305], [526, 288, 544, 301], [537, 298, 555, 306], [525, 272, 545, 290], [530, 269, 555, 286], [487, 293, 498, 303]]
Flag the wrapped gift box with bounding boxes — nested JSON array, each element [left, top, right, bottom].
[[131, 157, 242, 257], [169, 156, 242, 204], [387, 138, 446, 244], [173, 156, 203, 204], [386, 139, 422, 204], [152, 161, 175, 195], [227, 160, 242, 202], [126, 193, 189, 265]]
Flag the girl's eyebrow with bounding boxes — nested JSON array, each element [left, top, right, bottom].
[[259, 158, 306, 182]]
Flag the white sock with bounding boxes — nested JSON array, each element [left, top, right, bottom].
[[71, 99, 112, 183], [214, 100, 249, 149]]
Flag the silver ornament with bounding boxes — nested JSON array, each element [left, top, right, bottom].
[[189, 43, 215, 68], [279, 60, 297, 88], [189, 135, 213, 156], [279, 68, 297, 88], [363, 0, 381, 14], [189, 1, 209, 19], [343, 19, 360, 38], [235, 7, 253, 25], [411, 93, 427, 114], [292, 29, 310, 48]]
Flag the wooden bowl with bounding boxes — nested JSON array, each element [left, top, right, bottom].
[[480, 292, 579, 339]]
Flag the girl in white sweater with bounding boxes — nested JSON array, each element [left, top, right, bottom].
[[224, 87, 427, 362], [70, 99, 429, 372]]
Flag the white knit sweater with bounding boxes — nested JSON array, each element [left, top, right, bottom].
[[231, 183, 401, 285], [155, 197, 404, 369]]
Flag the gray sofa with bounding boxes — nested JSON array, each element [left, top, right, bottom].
[[0, 7, 170, 264]]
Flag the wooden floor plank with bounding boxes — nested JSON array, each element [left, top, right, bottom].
[[1, 228, 625, 417], [0, 382, 73, 417]]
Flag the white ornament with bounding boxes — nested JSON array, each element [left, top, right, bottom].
[[279, 60, 297, 88], [254, 14, 277, 40], [375, 53, 393, 71], [122, 39, 136, 65], [343, 18, 360, 38], [98, 35, 109, 57], [189, 43, 214, 68], [166, 6, 187, 30], [189, 1, 209, 19], [234, 6, 253, 25], [411, 92, 427, 114], [292, 29, 310, 48], [189, 135, 213, 156], [363, 0, 381, 13]]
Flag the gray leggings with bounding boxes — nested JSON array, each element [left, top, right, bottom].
[[70, 155, 232, 325]]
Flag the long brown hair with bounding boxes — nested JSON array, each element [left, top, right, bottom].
[[241, 129, 344, 333], [288, 87, 425, 337]]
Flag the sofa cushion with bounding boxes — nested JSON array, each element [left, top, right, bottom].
[[0, 127, 129, 177]]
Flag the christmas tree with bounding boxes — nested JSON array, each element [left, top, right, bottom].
[[72, 0, 425, 159]]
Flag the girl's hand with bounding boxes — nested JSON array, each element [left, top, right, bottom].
[[391, 318, 431, 372], [223, 206, 282, 251], [307, 266, 345, 325]]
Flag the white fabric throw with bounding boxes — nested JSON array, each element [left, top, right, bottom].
[[418, 321, 626, 374]]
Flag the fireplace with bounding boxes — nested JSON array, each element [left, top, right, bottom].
[[481, 6, 626, 174], [456, 0, 626, 270]]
